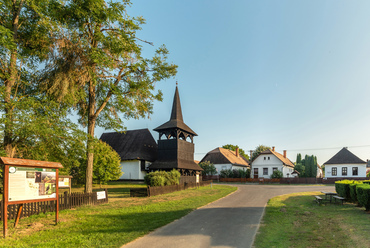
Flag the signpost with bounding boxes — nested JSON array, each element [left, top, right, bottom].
[[1, 157, 63, 238]]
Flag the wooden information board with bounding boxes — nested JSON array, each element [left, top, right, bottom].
[[1, 157, 63, 238]]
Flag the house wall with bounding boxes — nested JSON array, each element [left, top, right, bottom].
[[251, 154, 294, 179], [213, 164, 248, 175], [324, 164, 366, 178], [120, 160, 149, 180], [214, 164, 232, 175]]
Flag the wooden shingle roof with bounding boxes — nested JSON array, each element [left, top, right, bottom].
[[323, 147, 366, 165], [100, 129, 157, 162], [259, 149, 295, 168], [200, 147, 250, 167], [153, 86, 197, 136]]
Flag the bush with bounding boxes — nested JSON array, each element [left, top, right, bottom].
[[349, 182, 362, 203], [356, 184, 370, 210], [335, 180, 354, 199], [199, 161, 217, 176], [270, 170, 283, 179], [219, 168, 250, 178], [144, 169, 180, 186]]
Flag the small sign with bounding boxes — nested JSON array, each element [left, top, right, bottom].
[[97, 191, 106, 200], [196, 174, 199, 183], [58, 177, 70, 188]]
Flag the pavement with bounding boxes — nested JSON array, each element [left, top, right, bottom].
[[121, 184, 335, 248]]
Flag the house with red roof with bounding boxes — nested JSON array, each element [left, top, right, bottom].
[[251, 147, 295, 179], [200, 147, 250, 175]]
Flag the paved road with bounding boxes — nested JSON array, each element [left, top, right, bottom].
[[121, 184, 335, 248]]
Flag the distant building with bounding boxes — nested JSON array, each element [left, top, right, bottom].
[[200, 147, 249, 175], [323, 147, 366, 178], [100, 129, 157, 180], [251, 147, 294, 179]]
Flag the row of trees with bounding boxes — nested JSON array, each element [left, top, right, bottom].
[[294, 154, 318, 178], [0, 0, 177, 192]]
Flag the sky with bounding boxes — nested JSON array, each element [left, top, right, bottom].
[[95, 0, 370, 165]]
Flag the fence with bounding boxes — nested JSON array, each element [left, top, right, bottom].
[[130, 181, 212, 197], [0, 189, 108, 221]]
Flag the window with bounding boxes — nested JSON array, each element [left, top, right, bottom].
[[342, 167, 347, 176], [332, 167, 337, 176], [273, 167, 278, 172], [268, 157, 270, 160], [353, 167, 358, 176], [264, 157, 266, 160], [140, 160, 146, 171], [263, 168, 268, 175]]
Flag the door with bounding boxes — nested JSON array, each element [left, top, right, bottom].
[[254, 168, 258, 179]]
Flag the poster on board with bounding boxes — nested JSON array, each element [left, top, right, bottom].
[[8, 166, 57, 202], [58, 177, 70, 188]]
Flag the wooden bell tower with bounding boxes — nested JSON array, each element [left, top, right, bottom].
[[149, 86, 202, 176]]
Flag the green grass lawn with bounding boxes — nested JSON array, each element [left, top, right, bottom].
[[254, 192, 370, 248], [1, 183, 236, 247]]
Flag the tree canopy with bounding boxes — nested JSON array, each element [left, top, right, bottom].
[[222, 144, 249, 160], [43, 0, 178, 192], [250, 145, 271, 161]]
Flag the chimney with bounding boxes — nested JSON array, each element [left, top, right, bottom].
[[250, 150, 253, 159], [272, 146, 275, 152], [283, 150, 287, 158], [236, 147, 239, 157]]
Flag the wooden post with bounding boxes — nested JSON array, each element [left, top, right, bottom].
[[3, 165, 9, 238], [55, 169, 59, 225], [104, 188, 108, 203], [14, 204, 23, 228]]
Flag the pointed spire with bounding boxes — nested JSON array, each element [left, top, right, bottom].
[[170, 86, 183, 121], [153, 85, 197, 136]]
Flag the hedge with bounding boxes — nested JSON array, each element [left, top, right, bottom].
[[356, 184, 370, 211], [349, 182, 362, 203], [335, 180, 354, 199]]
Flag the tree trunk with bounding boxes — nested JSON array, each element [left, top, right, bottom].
[[85, 81, 96, 193]]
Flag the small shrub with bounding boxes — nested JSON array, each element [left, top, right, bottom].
[[144, 170, 180, 186], [271, 170, 283, 179], [356, 184, 370, 210]]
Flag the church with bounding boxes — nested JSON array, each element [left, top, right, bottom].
[[100, 86, 203, 183]]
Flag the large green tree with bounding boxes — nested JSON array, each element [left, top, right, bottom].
[[250, 145, 271, 162], [0, 0, 56, 157], [44, 0, 177, 192], [0, 0, 83, 171], [222, 144, 249, 160]]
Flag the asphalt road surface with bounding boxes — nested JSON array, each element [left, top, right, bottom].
[[121, 184, 335, 248]]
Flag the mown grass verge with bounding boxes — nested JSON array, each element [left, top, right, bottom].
[[1, 184, 236, 247], [254, 192, 370, 248]]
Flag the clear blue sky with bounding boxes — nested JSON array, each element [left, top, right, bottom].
[[96, 0, 370, 165]]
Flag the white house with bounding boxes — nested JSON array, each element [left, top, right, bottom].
[[100, 129, 157, 180], [200, 147, 249, 175], [251, 147, 294, 179], [323, 147, 366, 178]]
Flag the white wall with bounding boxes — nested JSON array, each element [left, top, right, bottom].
[[120, 160, 148, 180], [324, 164, 366, 178], [214, 164, 232, 175], [251, 154, 294, 179], [213, 164, 248, 175]]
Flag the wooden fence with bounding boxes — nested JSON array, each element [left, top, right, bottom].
[[0, 189, 108, 221], [130, 181, 212, 197]]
